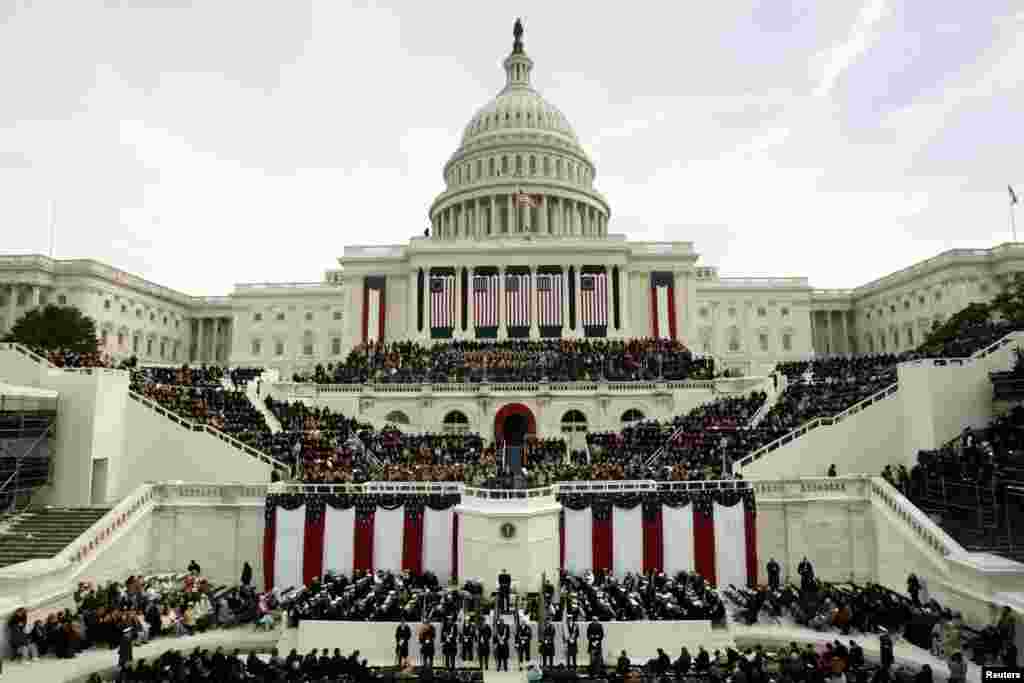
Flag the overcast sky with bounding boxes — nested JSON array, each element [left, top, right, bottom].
[[1, 1, 1022, 296]]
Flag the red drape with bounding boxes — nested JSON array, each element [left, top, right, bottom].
[[302, 508, 325, 586], [361, 283, 369, 344], [592, 510, 613, 576], [559, 510, 566, 571], [402, 507, 424, 574], [693, 506, 717, 586], [377, 283, 387, 342], [667, 283, 677, 341], [650, 285, 659, 338], [744, 506, 758, 588], [452, 512, 460, 582], [354, 510, 375, 572], [642, 506, 663, 574], [263, 509, 276, 593]]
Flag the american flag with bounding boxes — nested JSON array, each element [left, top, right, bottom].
[[506, 273, 531, 328], [473, 274, 499, 328], [538, 273, 563, 328], [580, 271, 608, 328], [430, 275, 456, 329], [515, 191, 538, 209]]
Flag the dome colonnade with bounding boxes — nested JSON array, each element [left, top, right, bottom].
[[428, 22, 610, 241]]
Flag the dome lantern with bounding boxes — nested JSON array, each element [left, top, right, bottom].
[[503, 18, 533, 91]]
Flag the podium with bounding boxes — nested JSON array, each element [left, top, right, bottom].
[[456, 488, 561, 595]]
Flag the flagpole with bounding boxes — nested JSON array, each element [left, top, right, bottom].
[[48, 199, 57, 258], [1012, 204, 1018, 243]]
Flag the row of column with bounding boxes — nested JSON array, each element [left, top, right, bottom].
[[433, 195, 607, 240], [810, 310, 853, 355], [412, 266, 626, 339], [191, 317, 232, 364], [2, 284, 43, 333]]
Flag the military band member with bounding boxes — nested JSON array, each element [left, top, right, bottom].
[[565, 618, 579, 669], [498, 569, 512, 613], [395, 620, 411, 667], [587, 617, 604, 664], [461, 620, 476, 663], [419, 621, 436, 668], [442, 619, 459, 670], [477, 621, 492, 670], [495, 618, 511, 671], [541, 621, 556, 668], [516, 621, 532, 670]]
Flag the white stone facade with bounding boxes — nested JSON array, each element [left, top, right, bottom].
[[2, 33, 1023, 377]]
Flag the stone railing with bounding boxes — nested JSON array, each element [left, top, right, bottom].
[[271, 378, 735, 399], [128, 390, 287, 471], [711, 277, 811, 288], [866, 476, 965, 558], [0, 341, 53, 368], [735, 382, 899, 469], [65, 484, 161, 565], [974, 330, 1024, 360]]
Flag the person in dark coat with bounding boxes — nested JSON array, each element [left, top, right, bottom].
[[118, 628, 134, 670], [587, 617, 604, 662], [495, 618, 511, 671], [188, 560, 201, 575], [395, 620, 411, 666], [241, 562, 253, 587], [461, 621, 476, 664], [565, 618, 579, 669], [477, 621, 492, 670], [540, 620, 556, 668], [767, 558, 781, 591]]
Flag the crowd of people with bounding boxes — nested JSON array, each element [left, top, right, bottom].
[[292, 339, 714, 385], [917, 319, 1024, 360], [39, 348, 120, 369], [7, 565, 275, 665], [557, 571, 728, 623]]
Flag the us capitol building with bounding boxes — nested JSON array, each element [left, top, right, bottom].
[[1, 22, 1021, 380]]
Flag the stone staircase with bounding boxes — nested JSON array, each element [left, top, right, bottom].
[[246, 375, 282, 434], [0, 506, 110, 568]]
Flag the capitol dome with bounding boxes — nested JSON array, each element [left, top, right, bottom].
[[428, 20, 610, 242], [457, 75, 584, 155]]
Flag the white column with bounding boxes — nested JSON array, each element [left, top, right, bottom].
[[619, 267, 630, 335], [5, 285, 17, 332], [497, 267, 506, 339], [530, 266, 540, 338], [408, 271, 418, 339], [452, 268, 460, 337], [560, 270, 568, 336], [574, 265, 583, 337], [474, 198, 482, 240]]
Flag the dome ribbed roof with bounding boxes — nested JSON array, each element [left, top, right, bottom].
[[459, 87, 581, 149]]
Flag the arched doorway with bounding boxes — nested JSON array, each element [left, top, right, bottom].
[[493, 403, 537, 477], [493, 403, 536, 445]]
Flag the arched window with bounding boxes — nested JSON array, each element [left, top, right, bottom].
[[442, 410, 470, 435], [502, 156, 509, 174], [543, 157, 551, 177], [529, 155, 537, 175], [561, 410, 588, 434], [385, 410, 410, 426], [489, 158, 496, 177], [727, 326, 741, 352], [621, 409, 645, 424]]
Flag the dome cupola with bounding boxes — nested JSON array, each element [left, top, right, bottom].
[[428, 20, 610, 241]]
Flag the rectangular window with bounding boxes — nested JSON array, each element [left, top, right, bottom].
[[146, 339, 153, 355], [782, 334, 792, 351], [332, 338, 342, 355], [251, 340, 262, 355], [333, 310, 342, 320], [133, 337, 139, 353], [759, 334, 768, 352], [275, 341, 284, 356], [253, 312, 263, 322], [303, 343, 314, 356], [276, 312, 285, 321]]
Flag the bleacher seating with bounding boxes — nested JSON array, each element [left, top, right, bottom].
[[130, 367, 273, 450], [888, 408, 1024, 561], [293, 339, 714, 384]]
